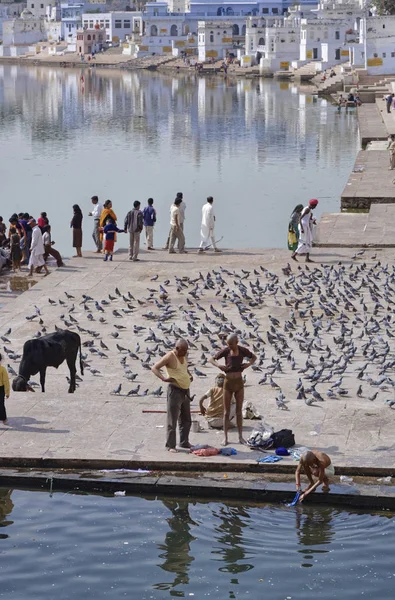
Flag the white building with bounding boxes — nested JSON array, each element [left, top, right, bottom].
[[26, 0, 53, 19], [2, 7, 45, 47], [297, 0, 363, 69], [168, 0, 190, 12], [82, 10, 143, 42], [61, 2, 84, 42], [246, 15, 300, 70], [198, 19, 233, 61], [364, 15, 395, 75], [0, 2, 24, 42]]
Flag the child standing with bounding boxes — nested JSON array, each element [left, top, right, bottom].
[[0, 353, 10, 425], [9, 226, 22, 272], [102, 217, 125, 261]]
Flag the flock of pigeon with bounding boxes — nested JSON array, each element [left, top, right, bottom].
[[3, 251, 395, 413]]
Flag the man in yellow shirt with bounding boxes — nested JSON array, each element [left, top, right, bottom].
[[199, 374, 236, 429], [152, 339, 193, 452]]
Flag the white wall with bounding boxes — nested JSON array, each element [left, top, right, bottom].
[[82, 12, 143, 42]]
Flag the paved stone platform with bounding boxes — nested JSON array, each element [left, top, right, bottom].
[[1, 248, 395, 476], [358, 103, 389, 145], [341, 149, 395, 210], [315, 204, 395, 247]]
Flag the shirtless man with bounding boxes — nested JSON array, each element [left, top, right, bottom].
[[295, 450, 334, 502], [151, 339, 193, 452]]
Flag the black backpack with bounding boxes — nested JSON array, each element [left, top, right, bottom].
[[272, 429, 295, 448]]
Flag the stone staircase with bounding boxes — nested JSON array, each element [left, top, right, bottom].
[[292, 61, 319, 81]]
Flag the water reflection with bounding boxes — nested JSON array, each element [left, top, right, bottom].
[[155, 500, 196, 595], [213, 505, 253, 576], [295, 505, 335, 568], [0, 489, 14, 539], [0, 65, 359, 253]]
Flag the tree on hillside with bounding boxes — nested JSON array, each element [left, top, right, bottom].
[[371, 0, 395, 15]]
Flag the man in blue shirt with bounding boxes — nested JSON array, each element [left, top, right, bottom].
[[142, 198, 156, 250]]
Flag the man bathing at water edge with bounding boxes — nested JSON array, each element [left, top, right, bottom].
[[295, 450, 334, 502], [151, 339, 193, 453]]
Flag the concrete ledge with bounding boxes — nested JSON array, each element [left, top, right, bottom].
[[1, 469, 395, 510], [0, 457, 394, 478], [358, 104, 388, 145], [341, 150, 395, 210]]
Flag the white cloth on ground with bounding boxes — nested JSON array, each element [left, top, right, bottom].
[[28, 225, 45, 268]]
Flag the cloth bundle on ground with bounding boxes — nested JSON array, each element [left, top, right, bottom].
[[272, 429, 295, 448], [248, 426, 295, 450], [275, 447, 290, 456], [219, 447, 237, 456], [257, 456, 283, 464], [242, 402, 261, 420], [247, 422, 274, 448], [192, 446, 220, 456]]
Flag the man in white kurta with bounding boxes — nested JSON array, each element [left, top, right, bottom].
[[198, 197, 221, 253], [28, 219, 49, 276]]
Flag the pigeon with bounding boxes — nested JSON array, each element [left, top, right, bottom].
[[127, 385, 140, 396], [368, 391, 378, 402], [152, 386, 163, 396], [194, 367, 207, 377], [356, 385, 363, 397], [90, 368, 102, 376], [385, 399, 395, 408], [111, 384, 122, 395], [305, 398, 318, 407], [116, 344, 129, 353], [276, 396, 289, 410]]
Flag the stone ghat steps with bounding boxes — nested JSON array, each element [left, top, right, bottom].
[[315, 204, 395, 247]]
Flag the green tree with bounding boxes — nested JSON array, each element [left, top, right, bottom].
[[371, 0, 395, 15]]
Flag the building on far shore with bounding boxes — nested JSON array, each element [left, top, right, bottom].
[[198, 20, 234, 62], [82, 10, 143, 43], [76, 25, 105, 53], [2, 7, 45, 47]]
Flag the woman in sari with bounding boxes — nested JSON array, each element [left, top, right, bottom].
[[71, 204, 83, 257], [288, 204, 303, 252], [99, 200, 117, 248]]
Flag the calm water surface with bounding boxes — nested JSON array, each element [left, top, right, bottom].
[[0, 488, 394, 599], [0, 66, 359, 255]]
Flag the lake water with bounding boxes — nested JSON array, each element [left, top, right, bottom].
[[0, 488, 394, 599], [0, 66, 359, 255]]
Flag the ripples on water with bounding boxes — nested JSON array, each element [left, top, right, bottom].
[[0, 489, 394, 599], [0, 66, 359, 254]]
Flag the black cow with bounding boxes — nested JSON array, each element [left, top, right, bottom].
[[12, 330, 83, 393]]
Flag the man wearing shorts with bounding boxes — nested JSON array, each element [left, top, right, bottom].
[[295, 450, 334, 502]]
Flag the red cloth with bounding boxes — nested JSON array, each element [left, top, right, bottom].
[[37, 217, 47, 229], [309, 199, 319, 207], [104, 239, 114, 252], [192, 448, 220, 457]]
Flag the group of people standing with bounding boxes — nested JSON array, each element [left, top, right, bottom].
[[151, 333, 256, 451], [1, 212, 64, 274], [287, 199, 319, 263], [86, 193, 221, 261]]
